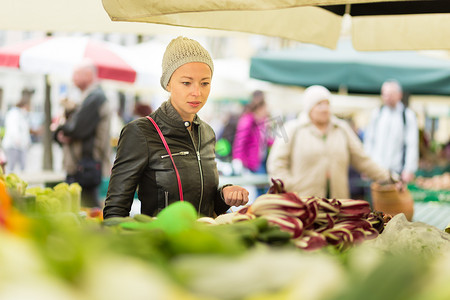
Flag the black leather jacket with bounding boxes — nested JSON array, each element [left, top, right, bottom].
[[103, 101, 230, 218]]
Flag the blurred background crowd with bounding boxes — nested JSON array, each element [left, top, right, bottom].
[[0, 29, 449, 205]]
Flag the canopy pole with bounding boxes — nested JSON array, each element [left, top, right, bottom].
[[345, 4, 351, 15], [42, 73, 53, 171], [42, 31, 54, 171]]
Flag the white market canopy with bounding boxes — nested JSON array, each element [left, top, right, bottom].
[[0, 0, 233, 37], [2, 1, 449, 51], [101, 0, 450, 51]]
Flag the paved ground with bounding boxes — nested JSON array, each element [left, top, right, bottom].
[[6, 142, 65, 174]]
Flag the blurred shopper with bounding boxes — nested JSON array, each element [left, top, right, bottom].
[[54, 59, 112, 208], [103, 36, 249, 219], [2, 95, 32, 173], [364, 80, 419, 183], [267, 85, 392, 199], [232, 90, 274, 174], [132, 99, 153, 119], [216, 112, 240, 163]]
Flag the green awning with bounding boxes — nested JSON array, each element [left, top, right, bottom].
[[250, 40, 450, 95]]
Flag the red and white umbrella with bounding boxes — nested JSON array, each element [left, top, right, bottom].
[[0, 36, 158, 84]]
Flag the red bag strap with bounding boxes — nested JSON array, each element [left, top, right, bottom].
[[146, 116, 184, 201]]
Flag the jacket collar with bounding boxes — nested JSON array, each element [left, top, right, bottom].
[[297, 112, 340, 130], [158, 100, 201, 128], [382, 101, 404, 113], [81, 83, 101, 101]]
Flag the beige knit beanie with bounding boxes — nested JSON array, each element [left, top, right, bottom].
[[160, 36, 214, 91], [302, 85, 331, 114]]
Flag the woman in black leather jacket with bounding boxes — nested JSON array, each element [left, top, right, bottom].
[[103, 36, 249, 219]]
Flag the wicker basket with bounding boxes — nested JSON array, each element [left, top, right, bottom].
[[371, 182, 414, 221]]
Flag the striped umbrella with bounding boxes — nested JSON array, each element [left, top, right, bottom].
[[0, 36, 143, 83]]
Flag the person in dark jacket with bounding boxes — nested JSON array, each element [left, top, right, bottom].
[[55, 59, 111, 208], [103, 36, 249, 219]]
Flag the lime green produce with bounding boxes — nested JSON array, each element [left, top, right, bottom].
[[101, 216, 135, 227], [52, 185, 72, 212], [215, 138, 231, 157], [24, 183, 81, 215], [119, 201, 198, 233], [26, 187, 61, 214], [132, 213, 155, 223], [102, 202, 293, 259], [68, 183, 82, 213], [37, 194, 63, 214], [5, 173, 28, 195], [112, 202, 248, 257]]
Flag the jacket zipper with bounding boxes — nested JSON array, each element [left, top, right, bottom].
[[164, 191, 169, 208], [160, 151, 189, 159], [188, 129, 203, 217]]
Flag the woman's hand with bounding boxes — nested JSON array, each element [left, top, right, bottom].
[[222, 185, 249, 207]]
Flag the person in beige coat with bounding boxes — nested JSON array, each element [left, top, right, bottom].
[[267, 85, 391, 199]]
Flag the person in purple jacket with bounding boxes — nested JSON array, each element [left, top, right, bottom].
[[232, 90, 274, 174]]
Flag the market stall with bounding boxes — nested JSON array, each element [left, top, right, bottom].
[[1, 172, 449, 300]]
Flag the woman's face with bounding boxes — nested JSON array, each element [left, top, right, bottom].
[[254, 103, 268, 121], [309, 100, 330, 125], [166, 62, 212, 121]]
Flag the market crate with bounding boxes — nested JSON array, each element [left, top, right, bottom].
[[408, 183, 450, 203]]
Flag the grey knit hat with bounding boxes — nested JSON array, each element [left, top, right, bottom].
[[160, 36, 214, 91]]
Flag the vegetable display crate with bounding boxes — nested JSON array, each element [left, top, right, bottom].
[[408, 184, 450, 203]]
